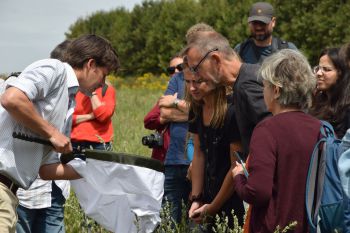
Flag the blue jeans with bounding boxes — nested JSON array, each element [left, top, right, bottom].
[[16, 182, 65, 233], [163, 165, 191, 224]]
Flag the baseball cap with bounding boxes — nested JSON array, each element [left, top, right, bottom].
[[248, 2, 274, 24]]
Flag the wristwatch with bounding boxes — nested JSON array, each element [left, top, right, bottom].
[[190, 193, 203, 203], [173, 98, 180, 108]]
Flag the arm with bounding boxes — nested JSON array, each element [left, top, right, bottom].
[[159, 93, 189, 113], [194, 142, 242, 218], [1, 87, 71, 153], [39, 163, 81, 180], [233, 124, 276, 206], [144, 101, 167, 130], [74, 113, 95, 124], [189, 134, 205, 220], [90, 86, 116, 123], [160, 107, 188, 123], [240, 80, 270, 125]]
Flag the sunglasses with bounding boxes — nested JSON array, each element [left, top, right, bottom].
[[188, 48, 219, 74], [167, 63, 184, 75]]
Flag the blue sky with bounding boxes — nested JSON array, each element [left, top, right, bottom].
[[0, 0, 143, 73]]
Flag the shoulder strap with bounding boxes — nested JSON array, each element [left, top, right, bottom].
[[272, 37, 289, 53], [238, 38, 254, 58], [305, 133, 327, 232], [320, 120, 336, 138], [305, 120, 335, 232], [102, 83, 108, 97]]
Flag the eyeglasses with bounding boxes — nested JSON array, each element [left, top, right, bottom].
[[167, 63, 183, 75], [313, 65, 335, 74], [188, 48, 219, 74]]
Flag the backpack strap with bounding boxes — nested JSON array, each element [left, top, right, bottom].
[[101, 83, 108, 97], [238, 38, 254, 58], [305, 128, 327, 233], [320, 120, 336, 138], [271, 37, 289, 53]]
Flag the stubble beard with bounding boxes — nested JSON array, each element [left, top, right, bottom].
[[252, 31, 272, 42]]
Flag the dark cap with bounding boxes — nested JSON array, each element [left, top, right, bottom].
[[248, 2, 274, 24]]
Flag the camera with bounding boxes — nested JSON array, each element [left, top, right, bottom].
[[142, 132, 163, 148]]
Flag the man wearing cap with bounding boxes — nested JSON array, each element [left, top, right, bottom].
[[234, 2, 297, 64]]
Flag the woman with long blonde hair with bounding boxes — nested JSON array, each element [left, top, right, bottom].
[[184, 64, 244, 231]]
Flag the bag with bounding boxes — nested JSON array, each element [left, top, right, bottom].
[[305, 121, 346, 233]]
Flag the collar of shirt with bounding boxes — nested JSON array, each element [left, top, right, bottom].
[[64, 63, 79, 91]]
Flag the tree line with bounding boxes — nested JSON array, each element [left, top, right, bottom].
[[65, 0, 350, 77]]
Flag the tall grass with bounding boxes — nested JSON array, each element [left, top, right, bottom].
[[112, 88, 163, 155]]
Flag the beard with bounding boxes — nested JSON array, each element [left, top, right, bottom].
[[251, 30, 272, 41]]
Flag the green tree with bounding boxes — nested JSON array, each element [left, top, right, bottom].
[[64, 0, 350, 76]]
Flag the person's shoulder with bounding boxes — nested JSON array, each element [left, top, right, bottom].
[[275, 36, 298, 50], [256, 115, 274, 127], [242, 62, 260, 70], [173, 72, 184, 81], [238, 63, 261, 82], [251, 115, 275, 137], [233, 43, 241, 52], [286, 41, 298, 50], [21, 59, 64, 74]]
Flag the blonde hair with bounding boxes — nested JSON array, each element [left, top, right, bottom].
[[184, 81, 228, 129]]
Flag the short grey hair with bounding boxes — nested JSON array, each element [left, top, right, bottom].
[[184, 32, 237, 60], [185, 23, 215, 44], [259, 49, 316, 109]]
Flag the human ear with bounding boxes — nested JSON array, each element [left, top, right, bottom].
[[271, 17, 276, 28], [86, 58, 96, 69], [273, 86, 280, 99], [211, 53, 221, 66]]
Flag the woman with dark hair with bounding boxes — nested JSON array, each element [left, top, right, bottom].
[[310, 47, 350, 138]]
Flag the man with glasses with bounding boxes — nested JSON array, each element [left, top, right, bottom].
[[184, 32, 270, 158], [234, 2, 297, 64]]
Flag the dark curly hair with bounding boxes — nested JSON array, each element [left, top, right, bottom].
[[310, 48, 350, 137]]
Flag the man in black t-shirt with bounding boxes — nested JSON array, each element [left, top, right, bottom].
[[234, 2, 297, 64], [184, 32, 271, 158]]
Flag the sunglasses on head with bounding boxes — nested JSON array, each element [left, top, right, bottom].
[[167, 63, 184, 75]]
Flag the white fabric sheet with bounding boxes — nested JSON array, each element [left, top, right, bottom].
[[69, 158, 164, 233]]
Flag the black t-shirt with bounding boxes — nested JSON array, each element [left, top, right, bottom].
[[188, 102, 244, 224], [233, 63, 271, 158]]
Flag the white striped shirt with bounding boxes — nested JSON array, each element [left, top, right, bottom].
[[0, 59, 78, 189]]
